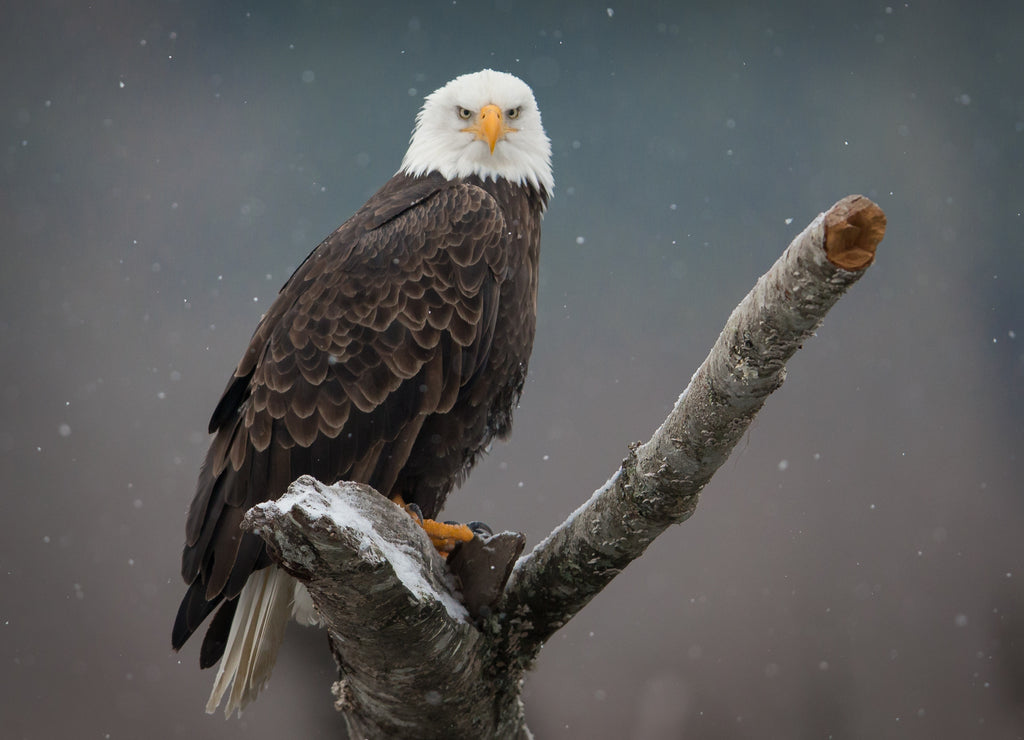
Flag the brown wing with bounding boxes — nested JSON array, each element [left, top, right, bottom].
[[172, 173, 510, 655]]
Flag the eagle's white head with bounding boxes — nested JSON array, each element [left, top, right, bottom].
[[400, 69, 554, 195]]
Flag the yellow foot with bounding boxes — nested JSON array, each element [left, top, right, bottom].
[[423, 520, 476, 554], [392, 495, 476, 555]]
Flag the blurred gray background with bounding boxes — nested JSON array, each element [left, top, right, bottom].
[[2, 1, 1022, 737]]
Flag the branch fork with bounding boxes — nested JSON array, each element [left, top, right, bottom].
[[244, 195, 886, 738]]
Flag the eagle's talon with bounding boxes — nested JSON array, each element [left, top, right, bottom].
[[467, 521, 493, 537], [403, 502, 425, 524]]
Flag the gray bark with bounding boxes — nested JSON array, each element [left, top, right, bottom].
[[244, 479, 528, 739], [243, 195, 886, 738]]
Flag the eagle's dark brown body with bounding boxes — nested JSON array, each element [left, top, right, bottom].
[[172, 171, 548, 664]]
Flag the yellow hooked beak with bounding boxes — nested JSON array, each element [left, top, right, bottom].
[[462, 104, 515, 154]]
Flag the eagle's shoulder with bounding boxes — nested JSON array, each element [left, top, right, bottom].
[[209, 171, 512, 441]]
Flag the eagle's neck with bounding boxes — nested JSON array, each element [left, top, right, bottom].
[[462, 173, 550, 215], [399, 141, 553, 196]]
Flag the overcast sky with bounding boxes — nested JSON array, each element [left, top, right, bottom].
[[2, 1, 1022, 737]]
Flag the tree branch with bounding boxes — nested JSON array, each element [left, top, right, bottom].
[[243, 477, 529, 738], [497, 194, 885, 662], [244, 195, 886, 738]]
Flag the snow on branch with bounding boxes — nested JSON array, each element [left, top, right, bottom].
[[243, 477, 513, 738]]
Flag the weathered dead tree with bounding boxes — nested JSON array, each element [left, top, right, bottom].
[[243, 195, 887, 738]]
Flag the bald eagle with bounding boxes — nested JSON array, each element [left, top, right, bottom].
[[171, 69, 553, 716]]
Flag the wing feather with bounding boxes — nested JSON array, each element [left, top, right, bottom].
[[175, 174, 513, 653], [206, 505, 246, 599]]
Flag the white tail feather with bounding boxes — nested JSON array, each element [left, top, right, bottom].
[[205, 566, 297, 717]]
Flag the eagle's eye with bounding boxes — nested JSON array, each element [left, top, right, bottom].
[[457, 107, 473, 120], [506, 107, 522, 120]]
